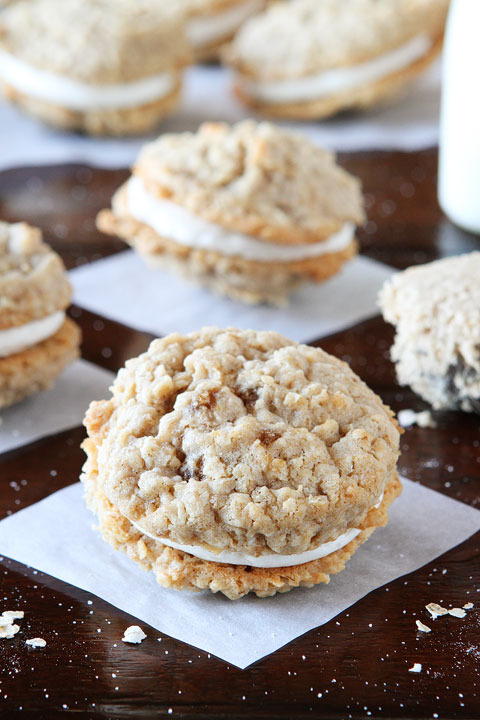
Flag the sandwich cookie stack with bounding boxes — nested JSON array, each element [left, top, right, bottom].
[[225, 0, 449, 119], [97, 120, 365, 305], [82, 327, 402, 599], [0, 222, 80, 409], [0, 0, 191, 135]]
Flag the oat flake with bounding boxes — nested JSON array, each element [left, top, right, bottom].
[[122, 625, 146, 644], [416, 620, 431, 633], [408, 663, 422, 673]]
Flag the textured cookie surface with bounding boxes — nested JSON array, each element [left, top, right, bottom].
[[82, 456, 402, 599], [0, 221, 71, 330], [226, 0, 449, 80], [379, 253, 480, 411], [133, 121, 365, 245], [84, 328, 400, 558], [0, 317, 81, 409], [0, 0, 190, 83]]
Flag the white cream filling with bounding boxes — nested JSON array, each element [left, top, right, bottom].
[[245, 34, 432, 104], [0, 50, 175, 110], [126, 176, 355, 262], [187, 0, 263, 48], [131, 493, 384, 568], [0, 310, 65, 358]]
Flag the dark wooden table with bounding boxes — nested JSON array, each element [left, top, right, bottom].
[[0, 149, 479, 720]]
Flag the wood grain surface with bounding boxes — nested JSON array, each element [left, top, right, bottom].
[[0, 149, 479, 720]]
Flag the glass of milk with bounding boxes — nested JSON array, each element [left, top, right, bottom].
[[438, 0, 480, 234]]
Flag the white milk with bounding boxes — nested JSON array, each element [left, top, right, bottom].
[[438, 0, 480, 234]]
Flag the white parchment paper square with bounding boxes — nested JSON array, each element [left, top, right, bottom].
[[71, 252, 394, 343], [0, 478, 478, 668], [0, 359, 113, 454]]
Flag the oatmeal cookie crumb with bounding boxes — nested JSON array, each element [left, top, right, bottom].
[[122, 625, 147, 644]]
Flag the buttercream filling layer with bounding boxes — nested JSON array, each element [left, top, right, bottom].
[[126, 176, 355, 262], [131, 493, 384, 568], [0, 50, 175, 110], [0, 310, 65, 358], [244, 34, 432, 104], [187, 0, 264, 48]]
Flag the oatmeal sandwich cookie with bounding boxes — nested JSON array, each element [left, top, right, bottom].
[[225, 0, 449, 119], [178, 0, 265, 62], [379, 253, 480, 414], [97, 121, 365, 305], [0, 0, 190, 136], [82, 327, 401, 599], [0, 222, 80, 409]]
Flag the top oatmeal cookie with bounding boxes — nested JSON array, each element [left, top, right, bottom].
[[0, 221, 71, 331], [84, 328, 400, 557], [0, 0, 190, 84], [226, 0, 449, 81], [133, 120, 365, 245]]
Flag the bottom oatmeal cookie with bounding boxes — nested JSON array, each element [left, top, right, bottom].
[[3, 82, 182, 137], [81, 327, 401, 599], [83, 460, 401, 599], [0, 318, 80, 408]]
